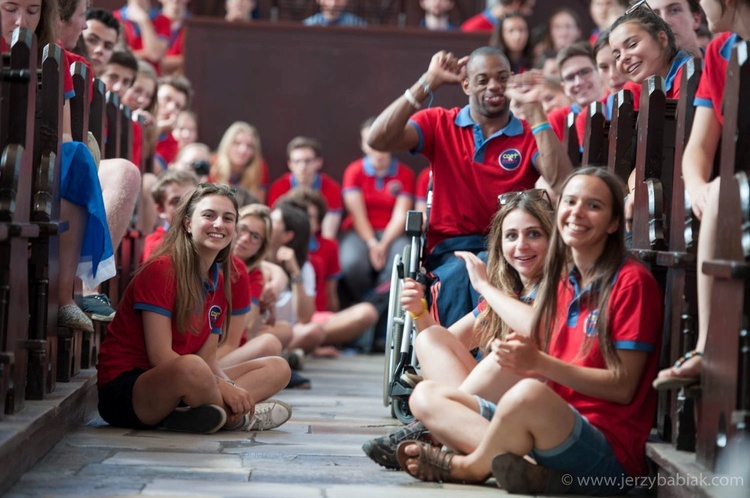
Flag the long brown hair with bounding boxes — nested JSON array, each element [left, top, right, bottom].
[[531, 167, 628, 372], [146, 183, 238, 341], [474, 195, 554, 353]]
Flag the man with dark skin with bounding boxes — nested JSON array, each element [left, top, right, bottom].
[[367, 46, 572, 328]]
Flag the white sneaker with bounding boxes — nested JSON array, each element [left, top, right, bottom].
[[246, 399, 292, 431]]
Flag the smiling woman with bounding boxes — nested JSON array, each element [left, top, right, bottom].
[[97, 183, 292, 435]]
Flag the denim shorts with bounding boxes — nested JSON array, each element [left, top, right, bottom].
[[530, 408, 630, 495], [98, 368, 157, 430], [472, 396, 630, 496]]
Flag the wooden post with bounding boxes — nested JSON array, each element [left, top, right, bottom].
[[698, 41, 750, 470], [581, 101, 608, 167], [2, 27, 38, 414], [607, 89, 636, 184]]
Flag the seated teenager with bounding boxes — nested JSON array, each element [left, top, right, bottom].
[[97, 184, 292, 433], [268, 136, 343, 239], [363, 190, 554, 469], [396, 168, 663, 497], [339, 117, 415, 307], [210, 121, 270, 204]]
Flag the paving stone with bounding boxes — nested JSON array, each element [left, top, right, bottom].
[[5, 355, 553, 497]]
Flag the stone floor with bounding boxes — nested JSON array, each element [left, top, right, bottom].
[[4, 353, 518, 497]]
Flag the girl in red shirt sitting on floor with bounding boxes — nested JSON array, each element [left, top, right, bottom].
[[97, 184, 291, 434], [397, 167, 663, 496]]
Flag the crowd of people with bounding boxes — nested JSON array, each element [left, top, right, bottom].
[[1, 0, 746, 493]]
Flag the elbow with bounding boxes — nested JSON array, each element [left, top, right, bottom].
[[613, 384, 638, 405], [366, 127, 388, 151]]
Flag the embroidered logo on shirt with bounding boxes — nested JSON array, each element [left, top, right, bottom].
[[387, 180, 403, 196], [208, 305, 222, 329], [498, 149, 522, 170], [585, 309, 600, 336]]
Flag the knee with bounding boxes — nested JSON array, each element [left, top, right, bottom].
[[100, 159, 141, 194], [261, 356, 292, 389], [355, 303, 379, 326], [173, 355, 215, 389], [256, 334, 283, 356], [497, 378, 549, 415], [408, 380, 442, 419]]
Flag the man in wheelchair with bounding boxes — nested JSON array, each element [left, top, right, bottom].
[[367, 46, 573, 326]]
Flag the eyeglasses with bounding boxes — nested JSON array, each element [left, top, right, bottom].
[[561, 66, 594, 84], [498, 189, 552, 208], [290, 158, 318, 166], [236, 224, 264, 243], [626, 0, 656, 16]]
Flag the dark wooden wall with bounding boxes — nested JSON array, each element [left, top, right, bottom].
[[92, 0, 594, 42], [184, 19, 486, 181]]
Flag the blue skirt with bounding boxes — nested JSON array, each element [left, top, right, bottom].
[[61, 141, 115, 288]]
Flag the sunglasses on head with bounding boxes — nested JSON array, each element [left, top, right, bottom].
[[626, 0, 656, 16], [498, 189, 552, 208]]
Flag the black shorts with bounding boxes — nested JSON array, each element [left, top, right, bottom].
[[98, 368, 158, 430]]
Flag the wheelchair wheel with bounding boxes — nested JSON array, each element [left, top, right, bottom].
[[392, 396, 415, 425], [383, 253, 403, 407]]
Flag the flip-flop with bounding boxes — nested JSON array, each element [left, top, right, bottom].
[[492, 453, 571, 494], [396, 440, 482, 484], [652, 350, 703, 391]]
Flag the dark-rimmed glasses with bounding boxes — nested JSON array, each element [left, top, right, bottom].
[[498, 189, 552, 208]]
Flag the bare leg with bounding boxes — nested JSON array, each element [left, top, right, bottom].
[[289, 322, 325, 353], [404, 379, 576, 482], [657, 179, 719, 380], [260, 322, 293, 349], [218, 334, 283, 368], [414, 325, 478, 388], [409, 380, 490, 454], [98, 158, 141, 250], [132, 354, 224, 425], [225, 356, 291, 402], [321, 303, 379, 345], [59, 200, 86, 307]]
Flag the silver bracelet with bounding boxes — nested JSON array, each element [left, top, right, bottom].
[[404, 88, 421, 109]]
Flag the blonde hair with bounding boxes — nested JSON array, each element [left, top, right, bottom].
[[211, 122, 264, 199]]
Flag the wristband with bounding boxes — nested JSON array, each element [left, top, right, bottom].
[[404, 88, 421, 110], [367, 237, 378, 249], [290, 274, 303, 284], [531, 122, 552, 135], [408, 298, 429, 320], [418, 75, 431, 93]]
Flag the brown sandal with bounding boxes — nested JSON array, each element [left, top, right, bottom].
[[396, 440, 485, 484]]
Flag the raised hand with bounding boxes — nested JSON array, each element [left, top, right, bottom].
[[454, 251, 490, 294], [425, 51, 470, 89], [505, 70, 546, 106]]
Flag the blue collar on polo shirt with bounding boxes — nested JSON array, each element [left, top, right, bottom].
[[664, 51, 692, 92], [202, 262, 220, 293], [455, 105, 523, 162], [291, 173, 321, 191], [719, 33, 742, 61], [363, 157, 398, 190]]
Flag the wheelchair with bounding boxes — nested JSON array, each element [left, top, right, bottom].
[[382, 209, 426, 425]]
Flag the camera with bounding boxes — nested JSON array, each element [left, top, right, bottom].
[[192, 160, 210, 177]]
